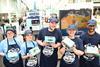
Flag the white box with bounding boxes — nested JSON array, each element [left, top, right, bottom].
[[62, 37, 75, 48]]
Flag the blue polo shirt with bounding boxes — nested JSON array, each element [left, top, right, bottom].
[[21, 41, 38, 56], [0, 37, 23, 56]]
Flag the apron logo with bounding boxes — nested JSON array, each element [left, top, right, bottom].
[[83, 44, 99, 61], [43, 46, 54, 57], [6, 48, 20, 63], [27, 56, 38, 67], [63, 51, 75, 64]]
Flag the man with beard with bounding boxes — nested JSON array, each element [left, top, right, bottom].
[[79, 19, 100, 67]]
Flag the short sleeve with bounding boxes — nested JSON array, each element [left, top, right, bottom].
[[37, 29, 43, 40], [20, 42, 26, 56], [77, 38, 84, 51], [0, 42, 3, 53], [56, 29, 62, 42]]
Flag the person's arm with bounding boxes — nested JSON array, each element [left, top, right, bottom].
[[20, 42, 33, 60], [72, 46, 84, 56], [99, 39, 100, 53], [72, 38, 84, 56], [22, 53, 33, 60], [36, 28, 49, 46], [59, 43, 66, 55], [0, 41, 5, 56], [51, 42, 61, 48], [36, 39, 48, 46]]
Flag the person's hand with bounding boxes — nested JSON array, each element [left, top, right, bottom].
[[51, 43, 56, 48], [51, 43, 61, 48], [42, 41, 49, 46], [73, 44, 76, 47], [0, 52, 5, 56], [27, 53, 33, 58], [72, 45, 84, 56], [59, 44, 66, 55], [61, 42, 66, 47]]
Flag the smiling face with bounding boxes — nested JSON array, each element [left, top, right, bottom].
[[25, 34, 33, 41], [87, 25, 96, 33], [6, 31, 15, 39], [67, 29, 76, 37], [49, 22, 57, 31]]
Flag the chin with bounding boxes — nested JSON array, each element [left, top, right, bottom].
[[89, 29, 95, 32]]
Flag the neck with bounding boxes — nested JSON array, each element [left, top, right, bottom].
[[68, 36, 75, 39], [88, 31, 95, 35], [7, 38, 13, 41], [48, 27, 55, 32], [26, 40, 32, 42]]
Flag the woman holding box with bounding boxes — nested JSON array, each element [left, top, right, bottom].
[[60, 24, 84, 67], [21, 30, 40, 67]]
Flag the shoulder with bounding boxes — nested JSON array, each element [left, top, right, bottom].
[[40, 28, 48, 32], [75, 37, 81, 40], [32, 41, 38, 46], [80, 32, 87, 39], [55, 28, 62, 34], [14, 37, 23, 47], [75, 37, 83, 43], [38, 28, 48, 34], [94, 32, 100, 40], [21, 42, 26, 47], [15, 35, 24, 42], [80, 32, 87, 37], [14, 36, 21, 41], [0, 39, 7, 50], [55, 28, 61, 32], [95, 32, 100, 36], [0, 39, 7, 45]]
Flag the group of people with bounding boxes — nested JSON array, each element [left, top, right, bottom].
[[0, 17, 100, 67]]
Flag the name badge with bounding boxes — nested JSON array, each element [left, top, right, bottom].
[[44, 36, 56, 43]]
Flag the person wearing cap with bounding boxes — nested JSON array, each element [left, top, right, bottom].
[[36, 18, 62, 67], [79, 19, 100, 67], [0, 28, 24, 67], [21, 30, 40, 67], [59, 24, 84, 67]]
